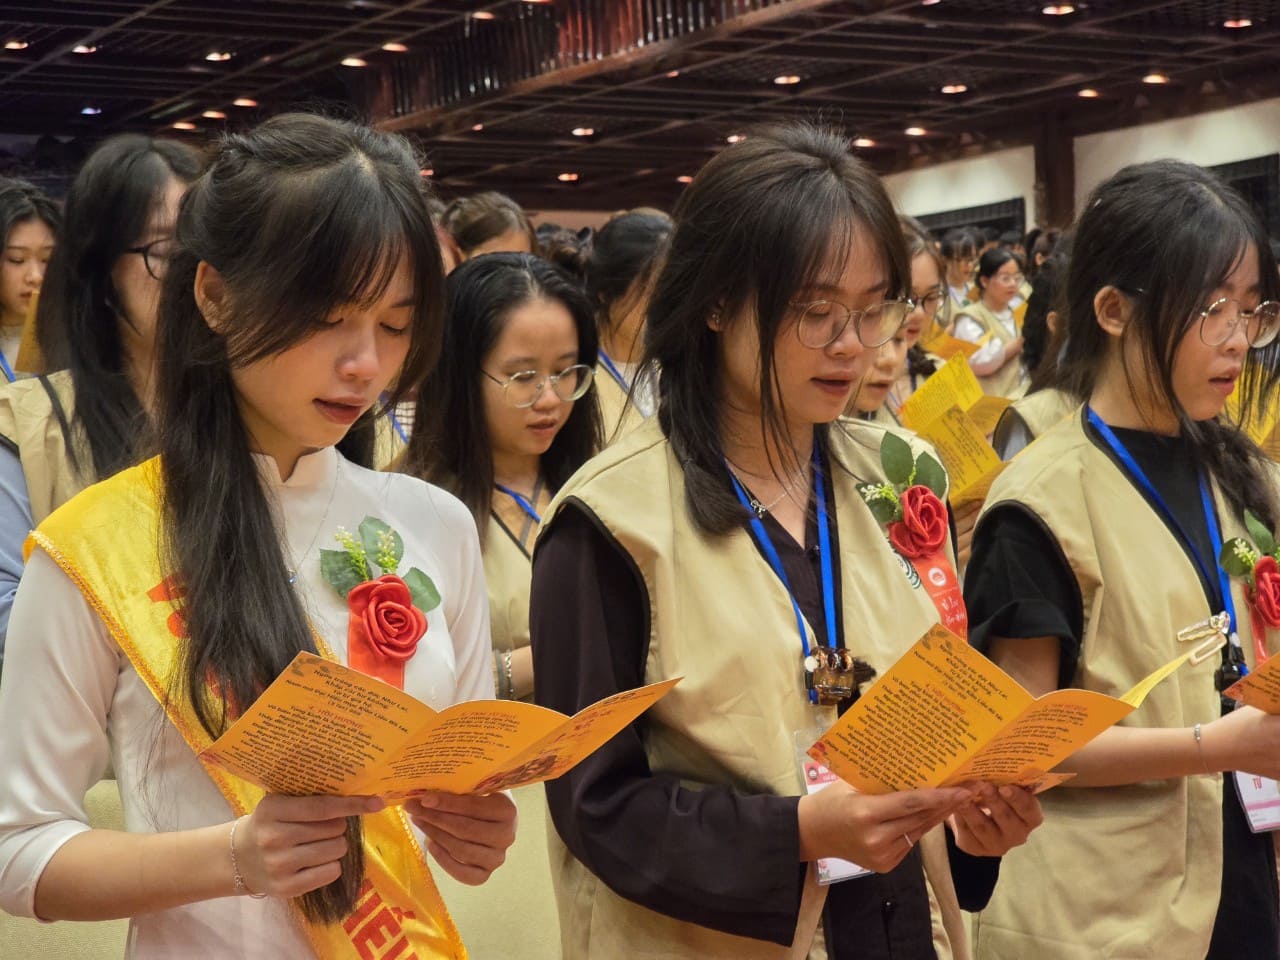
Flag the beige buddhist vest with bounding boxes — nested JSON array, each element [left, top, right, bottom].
[[485, 513, 532, 701], [972, 411, 1272, 960], [0, 370, 91, 523], [955, 302, 1026, 400], [541, 417, 952, 960], [994, 388, 1076, 454]]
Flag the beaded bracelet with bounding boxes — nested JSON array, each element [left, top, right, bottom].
[[229, 816, 267, 899]]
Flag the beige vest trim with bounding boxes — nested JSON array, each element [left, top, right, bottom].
[[956, 302, 1025, 400], [541, 418, 951, 959], [0, 370, 89, 523], [997, 389, 1076, 447], [974, 412, 1272, 960], [484, 513, 532, 698]]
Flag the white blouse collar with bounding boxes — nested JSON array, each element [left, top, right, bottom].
[[252, 445, 340, 491]]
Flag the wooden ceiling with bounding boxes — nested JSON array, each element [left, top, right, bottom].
[[2, 0, 1277, 210]]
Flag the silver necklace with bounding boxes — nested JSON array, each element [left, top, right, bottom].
[[726, 460, 807, 517], [285, 457, 341, 585]]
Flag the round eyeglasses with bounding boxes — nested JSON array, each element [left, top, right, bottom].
[[125, 237, 177, 281], [483, 364, 594, 408], [793, 299, 913, 350], [909, 288, 946, 320], [1198, 298, 1280, 348]]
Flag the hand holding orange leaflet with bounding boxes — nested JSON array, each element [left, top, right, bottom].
[[201, 652, 677, 799], [809, 624, 1203, 794]]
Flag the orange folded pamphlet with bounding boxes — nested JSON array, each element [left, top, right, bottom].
[[202, 652, 678, 799], [810, 624, 1200, 795]]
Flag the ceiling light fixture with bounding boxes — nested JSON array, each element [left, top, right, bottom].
[[202, 109, 226, 119], [921, 0, 941, 5], [233, 97, 259, 107], [472, 10, 496, 20], [677, 175, 694, 184], [471, 122, 485, 132], [80, 106, 102, 116], [172, 121, 197, 131], [1077, 87, 1100, 98], [773, 74, 801, 85], [1223, 18, 1253, 28], [905, 126, 927, 136], [557, 173, 580, 182], [420, 168, 434, 177], [341, 56, 368, 67], [940, 83, 967, 94], [666, 69, 680, 78], [852, 137, 876, 147], [381, 42, 409, 52], [1142, 72, 1170, 84], [572, 127, 594, 137], [4, 41, 30, 51], [1041, 4, 1074, 14], [72, 44, 97, 54], [205, 51, 233, 62], [727, 134, 745, 143]]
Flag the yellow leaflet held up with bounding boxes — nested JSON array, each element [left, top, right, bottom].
[[919, 326, 980, 363], [902, 355, 986, 432], [1226, 655, 1280, 713], [809, 624, 1199, 795], [915, 406, 1006, 506], [201, 652, 678, 799]]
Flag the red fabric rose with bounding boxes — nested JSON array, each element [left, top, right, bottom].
[[888, 485, 949, 560], [346, 574, 427, 687], [1250, 555, 1280, 627]]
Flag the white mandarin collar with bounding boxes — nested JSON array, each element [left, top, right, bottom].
[[252, 445, 340, 491]]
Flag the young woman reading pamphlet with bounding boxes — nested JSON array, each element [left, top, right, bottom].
[[529, 122, 1044, 960], [965, 160, 1280, 959], [0, 114, 515, 958]]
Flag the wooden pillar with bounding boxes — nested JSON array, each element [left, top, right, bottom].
[[1033, 114, 1076, 229]]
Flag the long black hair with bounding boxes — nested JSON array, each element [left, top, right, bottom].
[[1058, 159, 1280, 525], [403, 252, 601, 533], [36, 135, 203, 481], [586, 209, 673, 342], [156, 113, 444, 922], [442, 191, 536, 258], [645, 121, 909, 535], [1023, 235, 1072, 391]]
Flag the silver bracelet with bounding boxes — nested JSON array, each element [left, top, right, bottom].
[[229, 816, 267, 899], [500, 650, 515, 699], [1193, 722, 1210, 774]]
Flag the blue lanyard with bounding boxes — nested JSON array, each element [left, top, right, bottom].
[[597, 349, 630, 393], [380, 394, 408, 444], [0, 350, 15, 383], [494, 484, 541, 523], [727, 446, 838, 704], [1086, 408, 1238, 636]]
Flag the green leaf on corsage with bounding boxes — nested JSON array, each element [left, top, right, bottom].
[[359, 515, 404, 575], [858, 482, 902, 525], [404, 567, 442, 613], [880, 432, 915, 488], [320, 548, 366, 599], [1245, 511, 1277, 556], [1220, 537, 1261, 579], [913, 453, 948, 501]]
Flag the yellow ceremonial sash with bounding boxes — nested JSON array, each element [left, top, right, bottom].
[[27, 457, 466, 960]]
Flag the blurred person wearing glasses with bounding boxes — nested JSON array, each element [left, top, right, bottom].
[[0, 136, 202, 672], [953, 248, 1028, 398], [400, 252, 601, 703]]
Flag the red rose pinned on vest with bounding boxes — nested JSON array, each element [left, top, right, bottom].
[[858, 432, 968, 637], [1219, 510, 1280, 664], [321, 516, 441, 688]]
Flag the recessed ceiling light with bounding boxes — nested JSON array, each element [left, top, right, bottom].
[[1224, 18, 1253, 28], [1142, 72, 1170, 84], [773, 74, 802, 85], [202, 109, 226, 119], [172, 121, 197, 131], [558, 172, 580, 182], [1041, 4, 1075, 14], [4, 41, 30, 51], [233, 97, 258, 108], [205, 51, 233, 62], [677, 175, 694, 184], [80, 106, 102, 116], [905, 126, 928, 136], [381, 42, 409, 52], [72, 44, 97, 54], [921, 0, 941, 5], [472, 10, 496, 19], [727, 134, 745, 143], [572, 127, 594, 137], [1077, 87, 1100, 98], [940, 83, 967, 94], [341, 57, 368, 67], [665, 69, 680, 78], [853, 137, 876, 147], [420, 168, 434, 177], [471, 122, 485, 132]]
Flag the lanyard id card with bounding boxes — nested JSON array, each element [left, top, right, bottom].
[[794, 729, 871, 884]]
